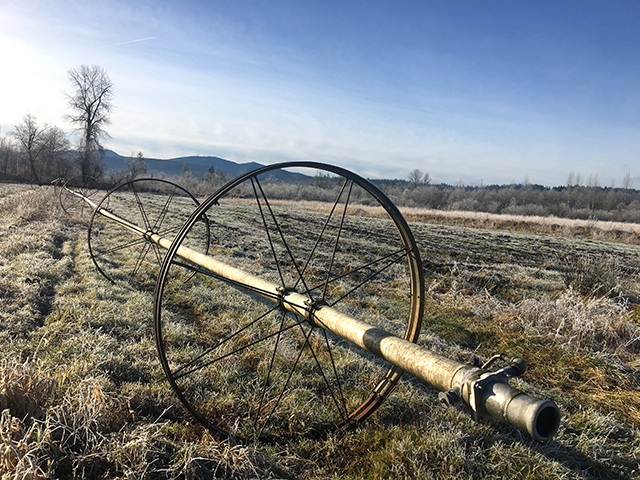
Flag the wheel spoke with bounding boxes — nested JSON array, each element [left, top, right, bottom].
[[129, 242, 153, 283], [93, 223, 184, 259], [131, 183, 151, 231], [301, 324, 349, 422], [172, 304, 281, 379], [253, 177, 313, 297], [293, 178, 351, 292], [255, 322, 315, 439], [329, 249, 410, 308], [172, 315, 306, 381], [321, 328, 349, 420], [151, 243, 164, 267], [322, 181, 353, 300], [154, 224, 185, 240], [251, 178, 286, 287], [252, 310, 288, 432], [309, 247, 409, 294], [152, 189, 176, 232], [93, 235, 148, 257]]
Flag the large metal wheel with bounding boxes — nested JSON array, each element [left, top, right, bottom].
[[154, 162, 424, 442], [88, 178, 210, 289]]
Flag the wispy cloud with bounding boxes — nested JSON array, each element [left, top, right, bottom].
[[93, 36, 156, 50]]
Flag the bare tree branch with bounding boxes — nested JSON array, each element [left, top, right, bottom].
[[11, 114, 46, 183], [65, 65, 114, 182]]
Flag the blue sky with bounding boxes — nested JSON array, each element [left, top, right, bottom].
[[1, 1, 638, 186]]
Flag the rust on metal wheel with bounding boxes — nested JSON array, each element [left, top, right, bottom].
[[88, 178, 210, 289], [154, 162, 424, 442]]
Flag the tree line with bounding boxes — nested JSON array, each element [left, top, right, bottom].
[[379, 177, 640, 223], [174, 167, 640, 224], [0, 65, 113, 185], [230, 169, 640, 224]]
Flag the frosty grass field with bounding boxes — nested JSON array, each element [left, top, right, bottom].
[[0, 181, 638, 479]]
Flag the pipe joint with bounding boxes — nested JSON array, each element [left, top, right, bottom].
[[468, 373, 560, 441]]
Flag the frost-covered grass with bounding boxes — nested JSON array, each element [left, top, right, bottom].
[[246, 198, 640, 241], [0, 183, 638, 479]]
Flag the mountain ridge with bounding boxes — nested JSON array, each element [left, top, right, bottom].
[[102, 150, 299, 179]]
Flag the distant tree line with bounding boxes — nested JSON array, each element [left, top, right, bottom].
[[227, 169, 640, 224], [377, 177, 640, 223]]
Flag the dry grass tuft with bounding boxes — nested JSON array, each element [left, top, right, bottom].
[[498, 289, 640, 356], [559, 254, 636, 299], [0, 186, 61, 223], [0, 360, 57, 422], [402, 207, 640, 240], [0, 410, 46, 480], [108, 426, 271, 479], [0, 360, 58, 480]]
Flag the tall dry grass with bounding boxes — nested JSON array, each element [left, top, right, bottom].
[[498, 289, 639, 356], [402, 207, 640, 235]]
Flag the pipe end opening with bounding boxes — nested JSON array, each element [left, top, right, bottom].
[[533, 402, 561, 441]]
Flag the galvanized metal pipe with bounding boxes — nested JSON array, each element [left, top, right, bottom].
[[73, 186, 561, 441]]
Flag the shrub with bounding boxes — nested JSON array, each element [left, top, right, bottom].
[[559, 254, 630, 299]]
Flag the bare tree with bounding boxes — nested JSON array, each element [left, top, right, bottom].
[[41, 126, 72, 179], [566, 171, 574, 189], [126, 151, 147, 180], [11, 114, 46, 183], [65, 65, 114, 182], [622, 172, 633, 191], [0, 129, 18, 178], [408, 168, 425, 187]]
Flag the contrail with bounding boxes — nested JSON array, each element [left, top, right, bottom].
[[94, 36, 156, 49]]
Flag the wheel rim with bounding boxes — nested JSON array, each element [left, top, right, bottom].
[[59, 176, 107, 216], [154, 162, 424, 441], [88, 178, 210, 289]]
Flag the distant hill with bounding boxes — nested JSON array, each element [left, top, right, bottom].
[[102, 150, 302, 180]]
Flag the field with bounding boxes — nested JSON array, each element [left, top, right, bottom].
[[0, 180, 638, 479]]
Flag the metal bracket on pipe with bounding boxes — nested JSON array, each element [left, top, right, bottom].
[[442, 355, 544, 428], [449, 356, 560, 441], [468, 369, 512, 422]]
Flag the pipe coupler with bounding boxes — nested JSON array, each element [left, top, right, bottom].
[[475, 379, 560, 441]]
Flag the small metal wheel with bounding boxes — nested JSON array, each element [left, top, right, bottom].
[[154, 162, 424, 442], [58, 176, 107, 216], [88, 178, 210, 289]]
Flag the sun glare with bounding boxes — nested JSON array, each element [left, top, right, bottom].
[[0, 35, 70, 128]]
